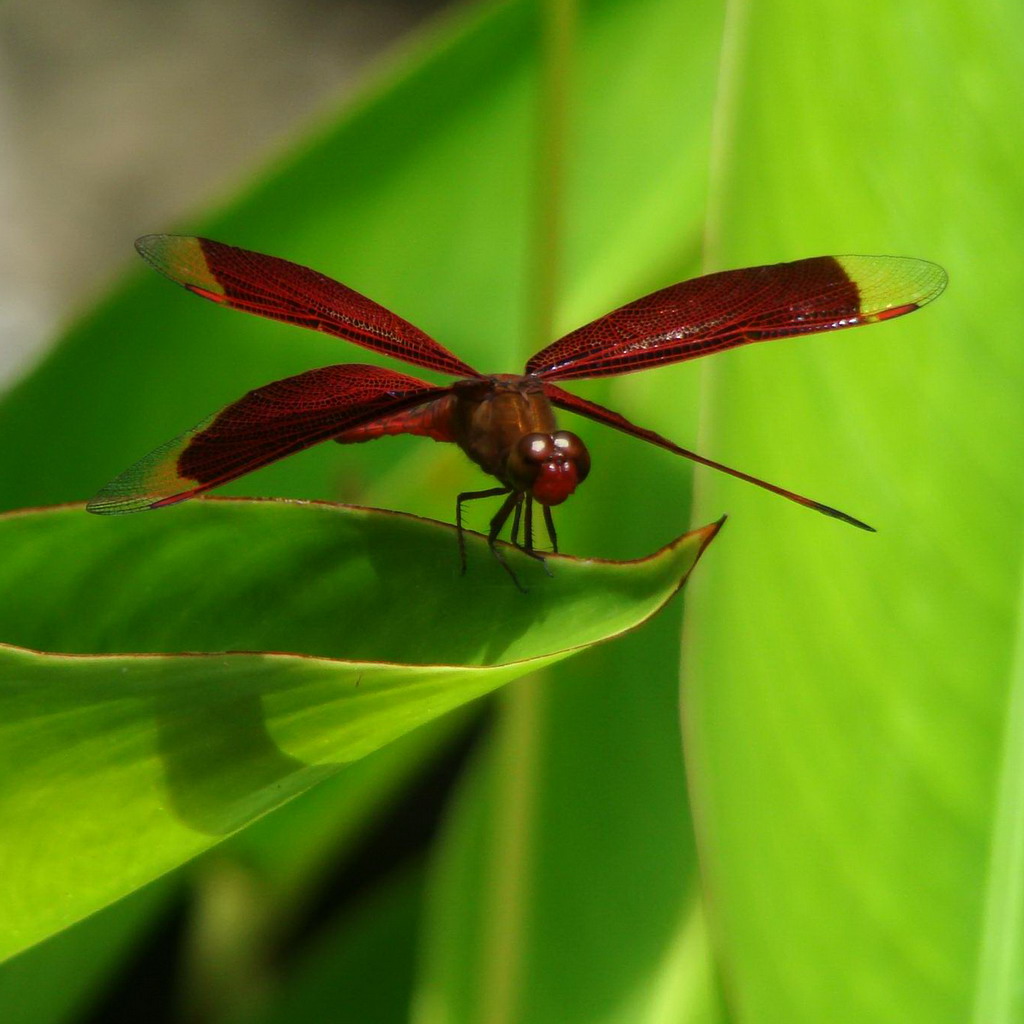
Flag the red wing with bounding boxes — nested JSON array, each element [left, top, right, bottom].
[[87, 365, 449, 513], [136, 235, 482, 379], [544, 383, 873, 530], [528, 255, 947, 380]]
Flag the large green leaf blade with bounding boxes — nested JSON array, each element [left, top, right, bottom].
[[2, 500, 717, 662], [684, 0, 1024, 1020], [0, 499, 719, 962], [0, 883, 171, 1024]]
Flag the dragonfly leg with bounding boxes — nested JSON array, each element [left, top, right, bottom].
[[523, 496, 552, 575], [487, 491, 527, 592], [543, 504, 558, 554], [456, 486, 510, 574], [510, 499, 523, 548]]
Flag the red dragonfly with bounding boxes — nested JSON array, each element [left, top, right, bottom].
[[89, 236, 946, 585]]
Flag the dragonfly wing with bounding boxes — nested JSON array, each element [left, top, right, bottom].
[[528, 255, 946, 380], [88, 365, 449, 513], [136, 235, 482, 379]]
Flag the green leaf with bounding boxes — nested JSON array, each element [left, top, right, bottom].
[[0, 499, 719, 962], [218, 714, 465, 917], [179, 715, 467, 1022], [0, 883, 171, 1024], [683, 0, 1024, 1021]]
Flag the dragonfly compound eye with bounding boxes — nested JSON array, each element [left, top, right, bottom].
[[552, 431, 590, 483], [519, 433, 554, 463]]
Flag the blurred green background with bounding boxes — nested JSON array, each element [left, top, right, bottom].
[[0, 0, 1020, 1022]]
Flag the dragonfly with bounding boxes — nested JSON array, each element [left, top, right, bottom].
[[88, 236, 946, 587]]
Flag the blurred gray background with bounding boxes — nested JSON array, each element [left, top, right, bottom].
[[0, 0, 451, 388]]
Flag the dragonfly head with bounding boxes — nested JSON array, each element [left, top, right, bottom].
[[508, 431, 590, 506]]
